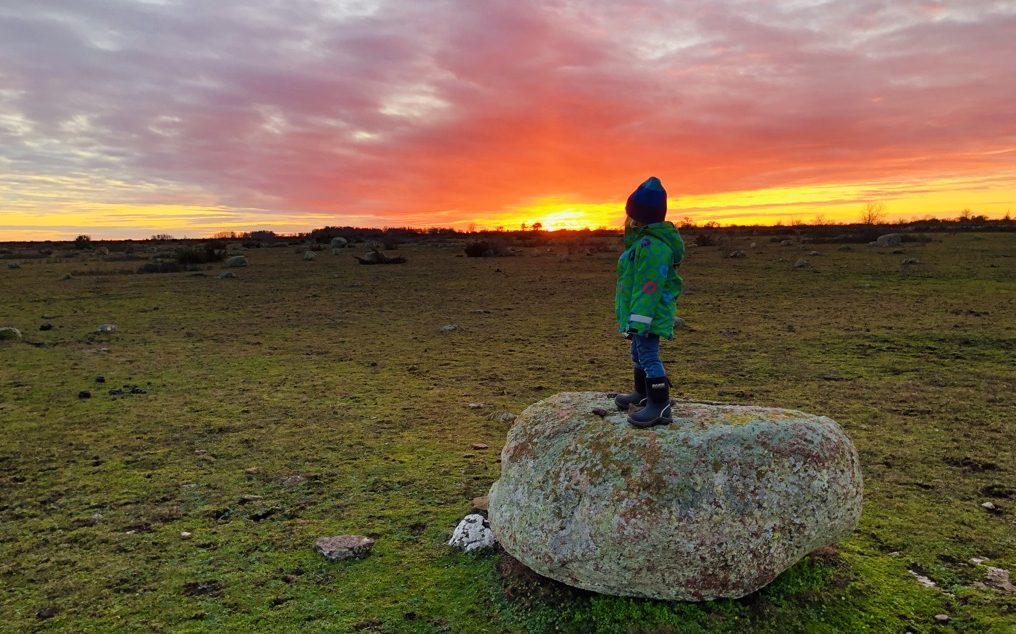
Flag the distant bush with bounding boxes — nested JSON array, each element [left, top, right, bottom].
[[465, 240, 500, 257], [175, 241, 225, 265], [74, 235, 93, 250], [693, 233, 716, 247]]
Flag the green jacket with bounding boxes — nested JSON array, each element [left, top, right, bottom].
[[615, 221, 685, 339]]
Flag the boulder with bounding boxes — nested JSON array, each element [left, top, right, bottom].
[[875, 233, 903, 247], [0, 327, 21, 341], [330, 236, 348, 249], [226, 255, 248, 268], [488, 392, 863, 601]]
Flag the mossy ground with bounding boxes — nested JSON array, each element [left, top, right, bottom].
[[1, 233, 1013, 633]]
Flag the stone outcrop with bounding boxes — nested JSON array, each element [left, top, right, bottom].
[[488, 392, 863, 601]]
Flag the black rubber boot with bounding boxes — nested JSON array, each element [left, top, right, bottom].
[[614, 368, 647, 411], [627, 376, 673, 428]]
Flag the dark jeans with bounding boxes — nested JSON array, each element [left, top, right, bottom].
[[629, 333, 665, 378]]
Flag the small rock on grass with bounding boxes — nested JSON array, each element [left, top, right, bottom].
[[218, 271, 236, 279], [793, 258, 809, 268], [0, 327, 22, 341], [78, 391, 91, 399], [315, 535, 375, 560], [471, 443, 489, 450], [471, 496, 489, 513], [440, 324, 459, 333], [97, 324, 116, 333], [487, 410, 516, 424], [591, 408, 608, 417], [448, 514, 495, 552], [180, 531, 193, 539], [467, 402, 484, 409], [934, 614, 950, 623], [983, 567, 1016, 594], [908, 569, 937, 588]]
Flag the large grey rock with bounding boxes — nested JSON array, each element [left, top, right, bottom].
[[875, 233, 903, 247], [488, 392, 863, 601], [225, 255, 248, 268], [330, 236, 348, 249]]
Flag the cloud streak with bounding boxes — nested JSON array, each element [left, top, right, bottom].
[[1, 0, 1014, 237]]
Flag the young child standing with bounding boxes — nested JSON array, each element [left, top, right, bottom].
[[614, 176, 685, 428]]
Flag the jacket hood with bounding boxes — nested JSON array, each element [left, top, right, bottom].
[[625, 221, 684, 265]]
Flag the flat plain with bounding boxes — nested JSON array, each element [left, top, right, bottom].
[[1, 232, 1014, 633]]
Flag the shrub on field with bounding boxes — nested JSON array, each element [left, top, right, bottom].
[[693, 233, 716, 247], [175, 241, 225, 265]]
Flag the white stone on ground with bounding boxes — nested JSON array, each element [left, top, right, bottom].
[[448, 514, 495, 552]]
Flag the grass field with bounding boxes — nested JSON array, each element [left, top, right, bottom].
[[1, 232, 1014, 633]]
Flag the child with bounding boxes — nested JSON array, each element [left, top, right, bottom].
[[613, 177, 685, 428]]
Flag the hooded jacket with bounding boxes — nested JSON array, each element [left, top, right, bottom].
[[615, 221, 685, 339]]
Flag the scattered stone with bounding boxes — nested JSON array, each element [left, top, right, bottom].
[[981, 501, 999, 512], [970, 557, 987, 565], [281, 474, 306, 487], [78, 390, 91, 399], [98, 347, 110, 353], [472, 443, 489, 450], [934, 614, 950, 623], [315, 535, 375, 560], [39, 323, 53, 331], [218, 271, 236, 279], [902, 258, 920, 265], [591, 408, 608, 417], [909, 569, 937, 588], [238, 494, 264, 504], [304, 250, 317, 261], [95, 376, 105, 383], [36, 606, 60, 620], [891, 248, 905, 254], [875, 233, 904, 247], [97, 324, 116, 333], [448, 514, 495, 552], [726, 250, 746, 259], [330, 236, 348, 249], [488, 410, 517, 424], [471, 496, 490, 513], [467, 402, 484, 409], [984, 567, 1016, 594], [808, 250, 821, 256], [780, 239, 794, 246], [673, 316, 688, 329], [244, 467, 259, 475], [749, 242, 757, 249], [489, 392, 863, 601], [60, 273, 73, 280], [225, 255, 248, 268], [0, 327, 22, 341], [837, 245, 852, 251], [793, 258, 809, 268], [440, 324, 459, 333], [354, 250, 406, 265], [180, 531, 193, 539]]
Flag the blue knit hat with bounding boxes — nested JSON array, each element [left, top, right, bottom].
[[625, 176, 667, 225]]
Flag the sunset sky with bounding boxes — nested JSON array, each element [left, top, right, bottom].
[[1, 0, 1014, 240]]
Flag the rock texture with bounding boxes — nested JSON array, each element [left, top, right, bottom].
[[488, 392, 863, 601]]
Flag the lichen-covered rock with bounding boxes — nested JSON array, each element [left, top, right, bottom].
[[875, 233, 903, 247], [488, 392, 863, 601], [315, 535, 375, 560], [225, 255, 248, 268]]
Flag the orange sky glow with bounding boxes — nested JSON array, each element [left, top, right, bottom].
[[1, 1, 1014, 240]]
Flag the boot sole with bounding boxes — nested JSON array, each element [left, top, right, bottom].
[[627, 416, 673, 428]]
